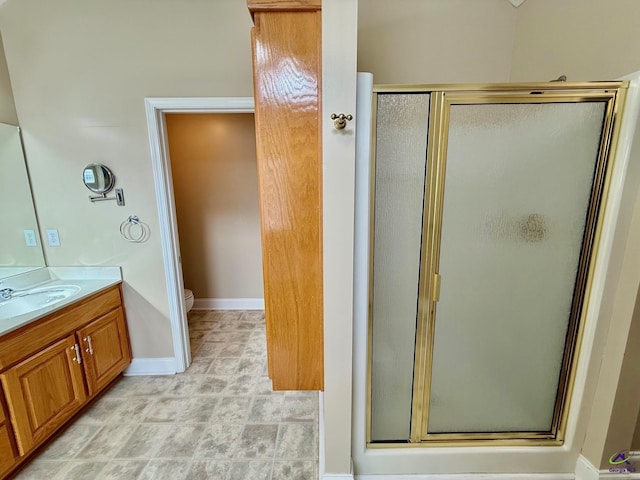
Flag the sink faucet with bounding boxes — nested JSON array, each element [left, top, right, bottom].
[[0, 288, 14, 300]]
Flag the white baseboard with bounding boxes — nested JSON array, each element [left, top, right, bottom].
[[319, 392, 326, 479], [124, 357, 178, 376], [192, 298, 265, 310], [355, 475, 572, 479], [319, 392, 355, 480], [575, 455, 599, 480], [598, 473, 640, 479], [575, 453, 640, 480]]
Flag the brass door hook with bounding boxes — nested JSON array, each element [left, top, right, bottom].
[[331, 113, 353, 129]]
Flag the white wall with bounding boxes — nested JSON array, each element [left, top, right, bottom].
[[357, 0, 517, 84], [0, 0, 254, 358], [323, 0, 359, 475]]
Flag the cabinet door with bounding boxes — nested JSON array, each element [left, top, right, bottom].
[[0, 424, 16, 477], [0, 389, 17, 476], [77, 307, 131, 396], [0, 335, 86, 455]]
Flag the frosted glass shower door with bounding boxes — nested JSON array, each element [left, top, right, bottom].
[[425, 98, 610, 436], [369, 93, 430, 442]]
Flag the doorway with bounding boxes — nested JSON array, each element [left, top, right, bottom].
[[165, 112, 262, 310], [145, 97, 254, 372]]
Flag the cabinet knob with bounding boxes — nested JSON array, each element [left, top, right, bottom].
[[331, 113, 353, 130]]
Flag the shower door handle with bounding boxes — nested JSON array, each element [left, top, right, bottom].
[[432, 273, 441, 302]]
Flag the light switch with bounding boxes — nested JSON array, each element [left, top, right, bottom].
[[24, 230, 37, 247], [46, 229, 61, 247]]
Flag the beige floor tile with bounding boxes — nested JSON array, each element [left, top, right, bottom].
[[109, 396, 156, 423], [96, 460, 148, 480], [211, 396, 252, 423], [76, 423, 138, 459], [187, 459, 231, 480], [275, 423, 316, 459], [16, 310, 318, 479], [272, 460, 315, 480], [53, 461, 107, 480], [195, 423, 244, 459], [249, 395, 284, 423], [234, 424, 279, 459], [14, 460, 66, 479], [227, 460, 272, 480], [115, 424, 172, 458], [224, 374, 260, 395], [156, 424, 206, 458], [144, 395, 218, 423], [207, 356, 242, 375], [139, 459, 190, 480], [282, 395, 318, 422], [41, 423, 100, 459]]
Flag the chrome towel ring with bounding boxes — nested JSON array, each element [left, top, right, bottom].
[[120, 215, 149, 243]]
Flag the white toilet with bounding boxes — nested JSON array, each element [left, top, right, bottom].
[[183, 288, 194, 313]]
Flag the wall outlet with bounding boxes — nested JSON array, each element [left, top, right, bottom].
[[23, 230, 37, 247], [46, 229, 61, 247]]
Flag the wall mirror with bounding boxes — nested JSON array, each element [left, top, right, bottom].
[[0, 122, 45, 279], [83, 163, 115, 194]]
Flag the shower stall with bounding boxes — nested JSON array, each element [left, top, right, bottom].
[[365, 82, 628, 446]]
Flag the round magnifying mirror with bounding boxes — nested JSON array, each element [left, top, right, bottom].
[[83, 163, 115, 194]]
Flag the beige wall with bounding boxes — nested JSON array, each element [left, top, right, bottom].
[[510, 0, 640, 81], [0, 34, 16, 125], [579, 121, 640, 469], [357, 0, 517, 84], [0, 0, 254, 358], [600, 279, 640, 465], [358, 0, 640, 86], [633, 403, 640, 450], [166, 113, 263, 300]]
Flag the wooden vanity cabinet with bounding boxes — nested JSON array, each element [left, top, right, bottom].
[[0, 284, 131, 477], [1, 335, 87, 455], [0, 390, 17, 478]]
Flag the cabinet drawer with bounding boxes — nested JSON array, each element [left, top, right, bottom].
[[0, 424, 16, 476]]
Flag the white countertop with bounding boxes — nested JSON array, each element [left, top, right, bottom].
[[0, 267, 122, 336]]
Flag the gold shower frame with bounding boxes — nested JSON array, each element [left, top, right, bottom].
[[366, 82, 628, 448]]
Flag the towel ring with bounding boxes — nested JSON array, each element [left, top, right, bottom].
[[120, 215, 149, 243]]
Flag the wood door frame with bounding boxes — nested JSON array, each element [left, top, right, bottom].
[[144, 97, 255, 373]]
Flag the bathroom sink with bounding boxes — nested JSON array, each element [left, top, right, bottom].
[[0, 285, 81, 319]]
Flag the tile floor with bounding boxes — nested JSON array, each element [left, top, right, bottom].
[[16, 310, 319, 480]]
